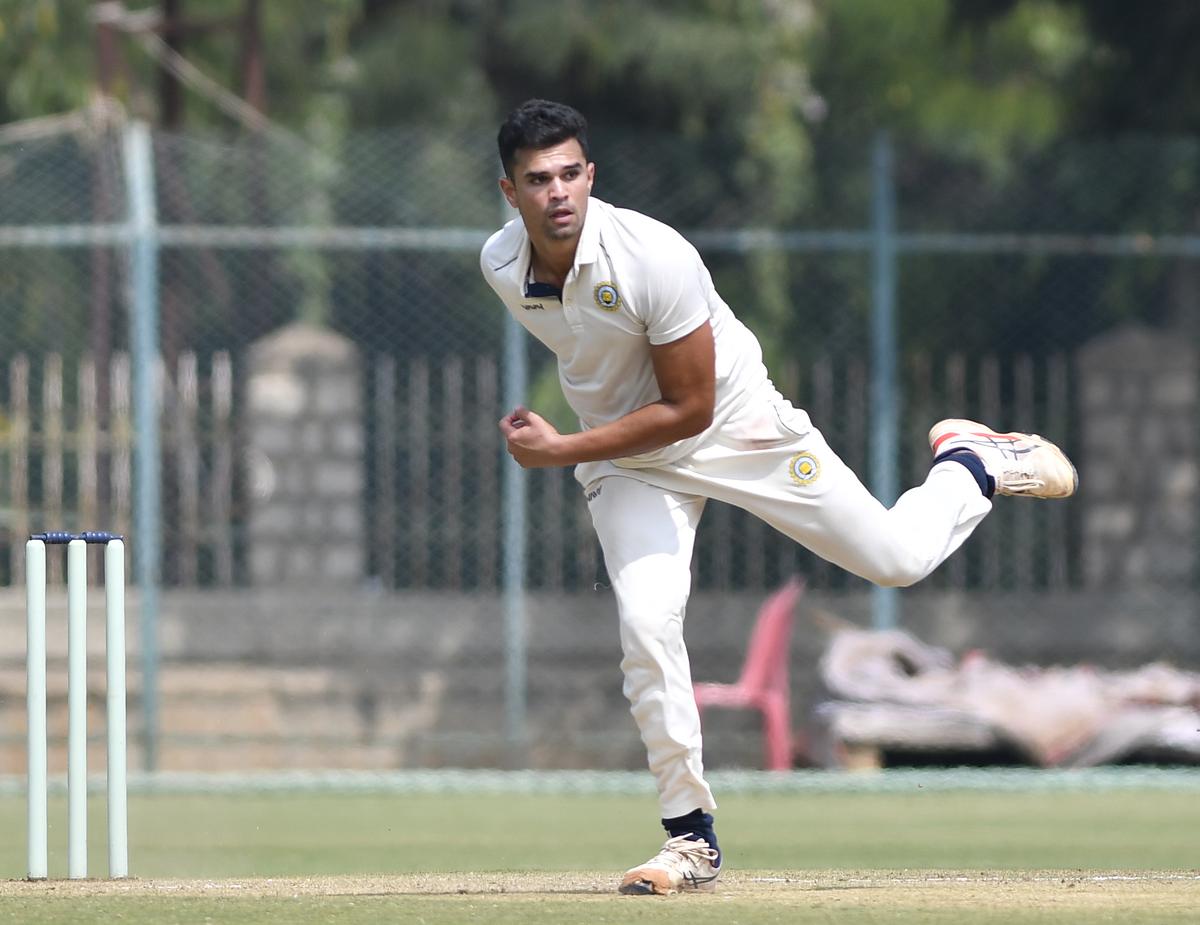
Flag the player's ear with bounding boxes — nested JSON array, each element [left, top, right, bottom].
[[499, 176, 518, 209], [586, 162, 595, 193]]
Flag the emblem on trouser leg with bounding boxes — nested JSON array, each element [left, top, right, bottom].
[[787, 452, 821, 486]]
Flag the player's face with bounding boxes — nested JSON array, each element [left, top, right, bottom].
[[501, 139, 594, 243]]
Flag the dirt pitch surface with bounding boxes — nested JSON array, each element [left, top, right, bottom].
[[3, 869, 1198, 906]]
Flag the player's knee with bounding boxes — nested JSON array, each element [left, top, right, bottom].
[[873, 571, 921, 589], [619, 608, 684, 650], [618, 619, 675, 703], [864, 557, 929, 588], [617, 599, 687, 673]]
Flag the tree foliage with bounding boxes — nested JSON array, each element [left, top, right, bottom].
[[951, 0, 1200, 133], [1, 0, 1195, 375], [0, 1, 97, 120]]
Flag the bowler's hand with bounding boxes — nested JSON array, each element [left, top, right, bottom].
[[499, 406, 567, 468]]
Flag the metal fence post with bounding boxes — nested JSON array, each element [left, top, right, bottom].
[[498, 184, 529, 765], [122, 120, 162, 771], [870, 131, 900, 630]]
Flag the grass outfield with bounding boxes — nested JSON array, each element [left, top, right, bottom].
[[0, 787, 1197, 922]]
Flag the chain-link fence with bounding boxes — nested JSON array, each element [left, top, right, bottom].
[[0, 110, 1196, 774]]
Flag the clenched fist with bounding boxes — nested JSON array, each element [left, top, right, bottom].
[[499, 406, 568, 468]]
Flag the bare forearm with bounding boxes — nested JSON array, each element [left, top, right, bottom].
[[500, 323, 717, 469], [551, 400, 712, 466]]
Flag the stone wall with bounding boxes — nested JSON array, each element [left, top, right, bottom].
[[244, 323, 366, 585], [1077, 325, 1198, 588], [0, 586, 1195, 774]]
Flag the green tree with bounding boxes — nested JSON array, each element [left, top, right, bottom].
[[952, 0, 1200, 133], [946, 0, 1200, 337], [3, 1, 1190, 366], [0, 1, 98, 120]]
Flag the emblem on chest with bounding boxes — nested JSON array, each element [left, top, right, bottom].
[[593, 282, 621, 312]]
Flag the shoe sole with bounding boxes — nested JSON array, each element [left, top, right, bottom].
[[929, 418, 1079, 499], [618, 870, 719, 895], [618, 877, 666, 895]]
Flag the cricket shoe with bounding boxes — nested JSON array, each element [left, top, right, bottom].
[[618, 835, 721, 895], [929, 418, 1078, 499]]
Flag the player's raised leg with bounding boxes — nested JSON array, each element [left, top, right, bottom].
[[773, 440, 994, 588], [634, 424, 991, 589], [747, 418, 1076, 586], [640, 414, 1075, 589]]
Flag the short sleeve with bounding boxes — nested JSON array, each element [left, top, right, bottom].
[[480, 227, 509, 296], [643, 241, 711, 345]]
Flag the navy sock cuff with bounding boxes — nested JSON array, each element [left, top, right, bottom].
[[661, 808, 713, 835], [933, 447, 995, 499]]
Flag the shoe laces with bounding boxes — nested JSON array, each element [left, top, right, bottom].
[[997, 470, 1045, 493], [651, 835, 719, 869], [999, 437, 1051, 492], [950, 433, 1050, 493]]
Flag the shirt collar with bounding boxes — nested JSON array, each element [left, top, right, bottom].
[[573, 196, 602, 268]]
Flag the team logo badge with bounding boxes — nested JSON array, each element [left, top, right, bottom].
[[787, 452, 821, 486], [593, 282, 621, 311]]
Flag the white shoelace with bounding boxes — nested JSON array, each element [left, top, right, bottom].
[[998, 469, 1046, 493], [649, 835, 719, 868]]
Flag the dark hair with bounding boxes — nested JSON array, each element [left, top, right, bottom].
[[497, 99, 590, 178]]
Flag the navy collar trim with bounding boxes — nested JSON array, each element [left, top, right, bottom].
[[525, 263, 562, 301], [525, 281, 562, 300]]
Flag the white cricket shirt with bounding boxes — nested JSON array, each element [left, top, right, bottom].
[[481, 197, 799, 471]]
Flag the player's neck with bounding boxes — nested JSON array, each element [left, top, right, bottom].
[[529, 240, 576, 290]]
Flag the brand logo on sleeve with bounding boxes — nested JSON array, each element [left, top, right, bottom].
[[787, 452, 821, 486], [593, 282, 621, 311]]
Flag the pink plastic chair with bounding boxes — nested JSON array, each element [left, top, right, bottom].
[[692, 577, 804, 771]]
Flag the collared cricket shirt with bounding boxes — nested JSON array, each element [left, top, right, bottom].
[[481, 197, 788, 471]]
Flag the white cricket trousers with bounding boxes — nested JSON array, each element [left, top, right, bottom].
[[582, 421, 992, 818]]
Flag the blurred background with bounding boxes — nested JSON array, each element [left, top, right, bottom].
[[0, 0, 1197, 779]]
